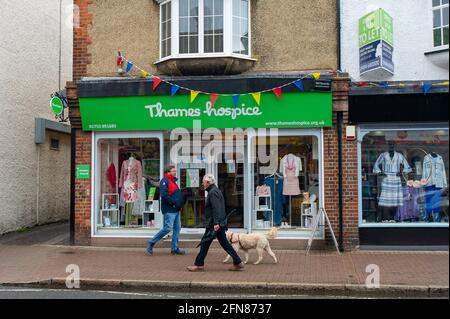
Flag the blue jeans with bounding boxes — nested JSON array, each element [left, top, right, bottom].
[[148, 212, 181, 251]]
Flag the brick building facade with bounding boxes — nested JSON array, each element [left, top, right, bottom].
[[68, 0, 360, 250]]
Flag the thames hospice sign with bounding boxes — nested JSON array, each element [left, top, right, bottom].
[[359, 8, 394, 76], [78, 91, 332, 131]]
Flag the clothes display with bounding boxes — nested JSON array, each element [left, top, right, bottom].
[[132, 177, 147, 216], [422, 153, 448, 189], [424, 185, 443, 222], [373, 151, 412, 207], [396, 186, 421, 222], [280, 154, 301, 196], [264, 175, 285, 226], [280, 154, 302, 177], [119, 157, 143, 203], [106, 162, 117, 191]]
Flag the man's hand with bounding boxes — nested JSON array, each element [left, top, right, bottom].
[[214, 224, 220, 232]]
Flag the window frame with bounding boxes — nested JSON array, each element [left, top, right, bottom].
[[431, 0, 449, 49], [158, 0, 252, 61], [357, 124, 450, 228]]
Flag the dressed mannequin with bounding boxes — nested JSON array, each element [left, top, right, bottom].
[[373, 143, 412, 222], [422, 151, 447, 222], [119, 154, 143, 225]]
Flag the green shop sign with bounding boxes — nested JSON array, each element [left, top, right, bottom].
[[79, 92, 332, 131], [76, 165, 90, 180], [50, 96, 64, 116]]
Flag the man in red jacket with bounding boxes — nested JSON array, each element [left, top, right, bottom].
[[146, 165, 185, 256]]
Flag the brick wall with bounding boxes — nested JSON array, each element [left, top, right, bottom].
[[324, 78, 359, 250], [68, 0, 93, 245]]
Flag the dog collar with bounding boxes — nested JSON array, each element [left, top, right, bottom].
[[230, 233, 240, 244]]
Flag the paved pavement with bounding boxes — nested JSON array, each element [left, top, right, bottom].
[[0, 223, 448, 298]]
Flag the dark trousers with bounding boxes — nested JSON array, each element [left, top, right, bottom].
[[195, 227, 242, 266]]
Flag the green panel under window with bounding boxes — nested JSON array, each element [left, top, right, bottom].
[[444, 26, 449, 45], [434, 28, 442, 46]]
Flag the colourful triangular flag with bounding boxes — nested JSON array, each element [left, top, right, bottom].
[[438, 81, 449, 86], [171, 85, 180, 96], [191, 91, 200, 103], [423, 83, 432, 95], [210, 94, 219, 107], [251, 92, 261, 106], [399, 83, 406, 87], [116, 56, 123, 66], [126, 61, 134, 73], [152, 76, 162, 91], [312, 72, 321, 80], [272, 87, 283, 100], [358, 82, 368, 87], [294, 80, 304, 91], [140, 69, 148, 78], [232, 95, 240, 107], [380, 81, 389, 89]]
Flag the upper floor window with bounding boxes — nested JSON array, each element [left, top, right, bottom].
[[159, 0, 251, 60], [432, 0, 449, 47]]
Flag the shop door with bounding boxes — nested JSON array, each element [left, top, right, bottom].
[[215, 153, 245, 228], [178, 163, 207, 229]]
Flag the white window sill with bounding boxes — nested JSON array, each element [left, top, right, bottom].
[[424, 46, 449, 55], [154, 53, 257, 65]]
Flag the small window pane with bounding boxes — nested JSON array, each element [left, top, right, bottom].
[[444, 26, 449, 44], [241, 37, 248, 54], [190, 0, 199, 16], [241, 19, 248, 36], [167, 2, 171, 20], [434, 28, 442, 46], [180, 36, 189, 53], [204, 0, 213, 16], [189, 36, 199, 53], [241, 0, 248, 18], [214, 16, 223, 33], [233, 17, 240, 35], [433, 0, 441, 7], [180, 0, 188, 17], [443, 7, 449, 25], [205, 35, 214, 52], [180, 17, 189, 35], [189, 17, 198, 34], [205, 17, 213, 34], [233, 35, 241, 53], [214, 0, 223, 15], [233, 0, 240, 16], [167, 39, 171, 57], [214, 34, 223, 52], [443, 0, 449, 4], [434, 9, 442, 27], [168, 20, 171, 37], [162, 40, 167, 57]]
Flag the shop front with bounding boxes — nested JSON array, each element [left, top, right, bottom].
[[76, 76, 336, 242], [350, 89, 449, 246]]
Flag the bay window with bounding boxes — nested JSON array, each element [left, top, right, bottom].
[[158, 0, 251, 59]]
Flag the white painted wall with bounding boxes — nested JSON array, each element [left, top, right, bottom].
[[0, 0, 73, 234], [341, 0, 449, 81]]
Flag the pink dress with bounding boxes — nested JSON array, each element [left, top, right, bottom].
[[283, 159, 301, 196]]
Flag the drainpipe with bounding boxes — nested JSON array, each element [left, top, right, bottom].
[[336, 0, 344, 252], [70, 128, 76, 245], [337, 111, 344, 252]]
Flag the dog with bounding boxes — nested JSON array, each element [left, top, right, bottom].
[[223, 227, 278, 265]]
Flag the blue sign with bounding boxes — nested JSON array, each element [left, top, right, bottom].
[[360, 40, 394, 75]]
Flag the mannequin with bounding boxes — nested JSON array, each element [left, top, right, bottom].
[[119, 153, 143, 225], [373, 143, 412, 222], [422, 151, 447, 222]]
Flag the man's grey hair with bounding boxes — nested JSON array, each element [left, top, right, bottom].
[[203, 174, 216, 185]]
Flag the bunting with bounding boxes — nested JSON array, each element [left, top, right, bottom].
[[115, 53, 334, 108]]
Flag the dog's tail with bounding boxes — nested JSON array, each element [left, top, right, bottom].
[[265, 227, 278, 239]]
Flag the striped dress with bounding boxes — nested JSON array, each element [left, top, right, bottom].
[[373, 152, 412, 207]]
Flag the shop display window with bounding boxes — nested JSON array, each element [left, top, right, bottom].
[[360, 129, 449, 224], [251, 135, 321, 229], [96, 138, 162, 229]]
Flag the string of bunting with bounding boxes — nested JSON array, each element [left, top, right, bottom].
[[116, 52, 322, 107], [352, 80, 449, 95]]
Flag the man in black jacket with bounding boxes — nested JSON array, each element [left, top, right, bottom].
[[187, 174, 244, 272]]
